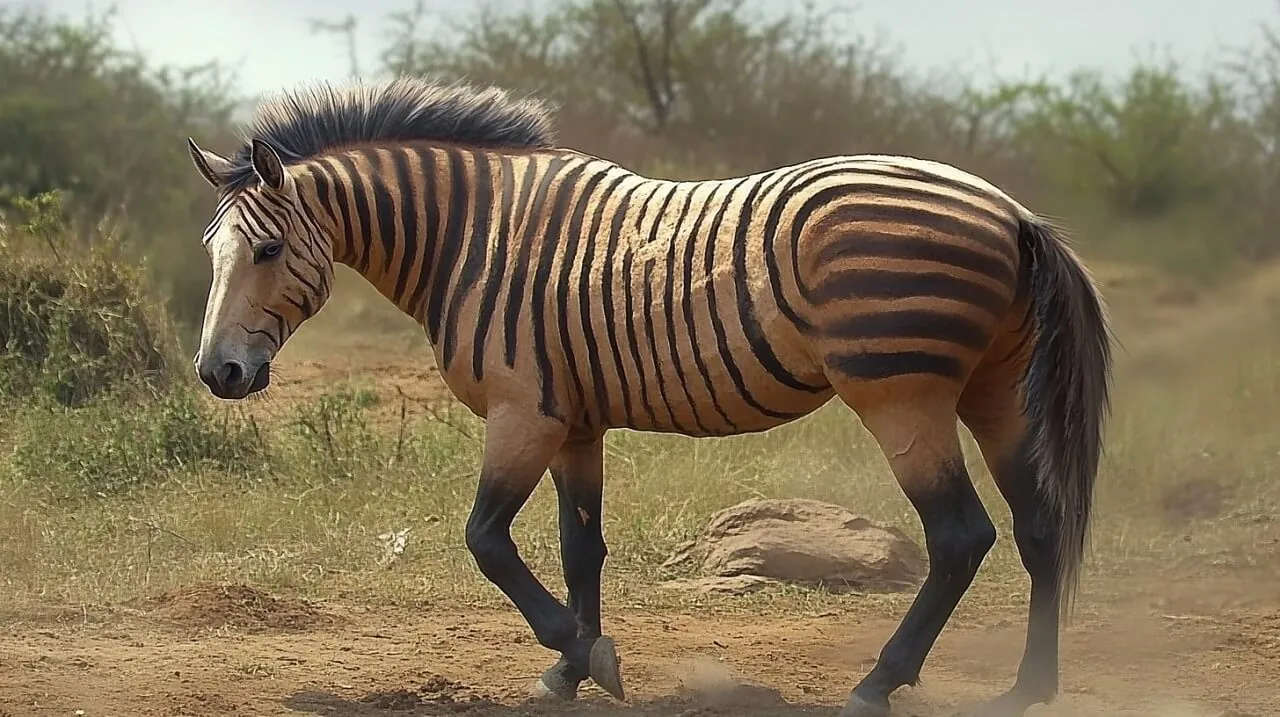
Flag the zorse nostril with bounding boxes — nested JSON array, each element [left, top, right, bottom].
[[220, 361, 244, 387]]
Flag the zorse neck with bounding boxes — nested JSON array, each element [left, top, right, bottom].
[[305, 144, 479, 335]]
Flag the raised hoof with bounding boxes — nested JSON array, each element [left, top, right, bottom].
[[530, 668, 578, 703], [839, 693, 890, 717], [588, 635, 626, 701]]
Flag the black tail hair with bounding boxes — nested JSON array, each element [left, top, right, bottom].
[[1017, 213, 1115, 616]]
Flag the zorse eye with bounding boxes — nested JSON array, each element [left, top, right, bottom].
[[253, 240, 284, 264]]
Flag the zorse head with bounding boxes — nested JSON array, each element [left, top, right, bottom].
[[186, 137, 334, 400]]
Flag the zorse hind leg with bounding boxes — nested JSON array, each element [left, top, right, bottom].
[[960, 366, 1063, 716], [532, 433, 620, 702], [837, 392, 997, 717]]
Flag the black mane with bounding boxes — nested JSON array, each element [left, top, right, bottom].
[[220, 76, 557, 189]]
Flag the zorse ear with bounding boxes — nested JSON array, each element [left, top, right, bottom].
[[250, 138, 291, 193], [187, 138, 234, 189]]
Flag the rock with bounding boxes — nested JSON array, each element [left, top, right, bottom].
[[662, 498, 926, 593]]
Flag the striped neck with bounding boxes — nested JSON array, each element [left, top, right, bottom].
[[303, 144, 475, 326]]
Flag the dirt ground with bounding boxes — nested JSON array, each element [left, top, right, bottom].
[[5, 266, 1279, 717], [2, 558, 1278, 717]]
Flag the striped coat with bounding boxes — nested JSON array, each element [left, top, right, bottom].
[[187, 77, 1112, 717]]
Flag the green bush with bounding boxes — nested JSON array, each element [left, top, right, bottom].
[[0, 192, 178, 405], [6, 388, 269, 502]]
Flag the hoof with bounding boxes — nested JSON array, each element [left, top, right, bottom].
[[839, 693, 890, 717], [588, 635, 626, 701], [530, 669, 578, 702]]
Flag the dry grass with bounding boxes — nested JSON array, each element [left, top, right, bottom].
[[1, 252, 1278, 631]]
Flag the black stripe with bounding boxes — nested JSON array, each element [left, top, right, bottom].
[[333, 154, 373, 275], [258, 190, 295, 217], [262, 307, 291, 346], [622, 242, 656, 426], [621, 183, 672, 427], [285, 257, 323, 298], [320, 160, 357, 265], [634, 181, 686, 427], [288, 174, 330, 265], [473, 155, 522, 381], [679, 181, 736, 431], [291, 180, 336, 295], [390, 148, 421, 304], [812, 268, 1010, 316], [634, 181, 669, 234], [852, 164, 1018, 213], [815, 197, 1017, 266], [731, 177, 828, 395], [844, 182, 1017, 259], [442, 150, 492, 370], [645, 183, 679, 236], [426, 148, 470, 345], [791, 187, 1015, 319], [362, 149, 399, 276], [282, 291, 315, 320], [641, 256, 685, 430], [305, 165, 334, 229], [530, 160, 590, 419], [826, 350, 966, 381], [852, 166, 1017, 221], [760, 164, 870, 335], [240, 198, 283, 238], [555, 165, 611, 423], [703, 178, 805, 421], [827, 309, 991, 351], [504, 156, 569, 367], [405, 148, 441, 319], [815, 233, 1017, 287], [288, 219, 331, 299], [242, 325, 279, 350], [576, 171, 630, 425], [661, 185, 708, 434], [204, 195, 237, 243], [599, 182, 643, 425], [232, 209, 263, 251]]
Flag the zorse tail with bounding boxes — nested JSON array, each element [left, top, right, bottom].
[[1017, 213, 1115, 617]]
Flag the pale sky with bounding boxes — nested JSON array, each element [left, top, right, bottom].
[[22, 0, 1280, 97]]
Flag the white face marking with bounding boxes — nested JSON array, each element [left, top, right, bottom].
[[196, 203, 278, 387]]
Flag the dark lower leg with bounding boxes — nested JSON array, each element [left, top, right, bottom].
[[538, 437, 608, 696], [844, 459, 996, 715], [464, 472, 593, 673], [980, 447, 1062, 715]]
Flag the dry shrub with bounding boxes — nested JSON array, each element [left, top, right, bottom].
[[0, 192, 178, 405]]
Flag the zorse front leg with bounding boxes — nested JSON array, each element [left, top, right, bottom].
[[462, 411, 624, 701], [533, 434, 616, 701]]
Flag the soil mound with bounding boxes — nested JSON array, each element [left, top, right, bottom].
[[145, 582, 336, 632]]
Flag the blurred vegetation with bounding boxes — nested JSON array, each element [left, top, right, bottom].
[[0, 192, 176, 406], [0, 6, 238, 345], [4, 0, 1280, 348]]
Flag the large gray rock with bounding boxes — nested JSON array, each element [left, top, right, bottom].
[[661, 498, 926, 594]]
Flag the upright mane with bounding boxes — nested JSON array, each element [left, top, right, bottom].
[[219, 76, 558, 190]]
